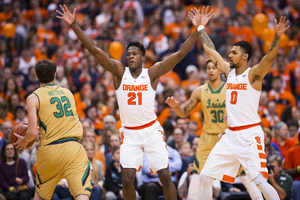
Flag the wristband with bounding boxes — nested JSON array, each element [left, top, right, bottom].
[[197, 25, 204, 32], [297, 165, 300, 172], [9, 186, 14, 192]]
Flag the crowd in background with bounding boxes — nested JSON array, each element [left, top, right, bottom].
[[0, 0, 300, 199]]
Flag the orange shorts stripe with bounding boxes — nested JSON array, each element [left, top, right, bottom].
[[257, 145, 262, 150], [124, 120, 156, 130], [228, 123, 260, 131], [261, 171, 268, 179], [259, 153, 266, 159], [137, 165, 142, 172], [261, 162, 266, 168], [222, 174, 235, 183]]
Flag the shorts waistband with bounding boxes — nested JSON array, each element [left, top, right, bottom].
[[228, 123, 260, 131], [124, 120, 156, 130], [46, 137, 79, 146]]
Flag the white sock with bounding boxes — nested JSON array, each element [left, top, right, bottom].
[[253, 172, 280, 200], [187, 174, 200, 200], [239, 175, 263, 200], [189, 173, 213, 200]]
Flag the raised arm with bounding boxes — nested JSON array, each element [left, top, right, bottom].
[[148, 7, 211, 81], [56, 4, 124, 79], [195, 7, 231, 76], [250, 17, 289, 84], [165, 87, 201, 118]]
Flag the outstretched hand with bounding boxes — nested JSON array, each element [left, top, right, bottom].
[[165, 96, 179, 108], [274, 16, 289, 37], [188, 6, 213, 27], [56, 4, 76, 26]]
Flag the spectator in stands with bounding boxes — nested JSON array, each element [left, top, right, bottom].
[[103, 115, 116, 129], [18, 46, 36, 75], [178, 141, 192, 159], [85, 105, 103, 136], [263, 127, 282, 160], [167, 127, 184, 150], [267, 155, 293, 200], [268, 76, 296, 117], [99, 126, 119, 156], [104, 146, 138, 200], [13, 105, 27, 126], [0, 121, 13, 150], [52, 179, 73, 200], [141, 144, 182, 200], [72, 56, 97, 91], [265, 52, 296, 95], [22, 66, 40, 93], [260, 100, 279, 130], [272, 121, 296, 158], [105, 134, 121, 169], [82, 129, 106, 175], [283, 133, 300, 200], [280, 105, 298, 124], [286, 120, 299, 141], [0, 143, 31, 200], [2, 77, 19, 101], [83, 142, 103, 200], [55, 65, 69, 89]]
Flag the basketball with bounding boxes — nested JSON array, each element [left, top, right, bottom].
[[10, 123, 35, 148]]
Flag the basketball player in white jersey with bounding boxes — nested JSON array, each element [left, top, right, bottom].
[[187, 8, 290, 200], [57, 5, 213, 200]]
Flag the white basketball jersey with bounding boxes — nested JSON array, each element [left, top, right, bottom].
[[115, 67, 157, 127], [226, 68, 261, 127]]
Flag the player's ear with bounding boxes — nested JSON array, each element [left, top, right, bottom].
[[243, 53, 248, 61]]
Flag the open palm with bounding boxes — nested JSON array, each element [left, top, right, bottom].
[[188, 6, 213, 27], [56, 4, 76, 26], [274, 16, 289, 37]]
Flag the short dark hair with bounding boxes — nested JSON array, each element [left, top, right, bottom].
[[0, 143, 18, 162], [272, 76, 282, 83], [35, 59, 57, 84], [287, 120, 299, 129], [233, 41, 252, 61], [112, 145, 120, 155], [126, 41, 146, 56]]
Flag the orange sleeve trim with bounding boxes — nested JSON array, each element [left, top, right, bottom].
[[259, 153, 266, 159], [222, 174, 235, 183], [261, 162, 267, 168]]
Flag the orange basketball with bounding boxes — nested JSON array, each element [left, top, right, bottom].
[[10, 123, 35, 148]]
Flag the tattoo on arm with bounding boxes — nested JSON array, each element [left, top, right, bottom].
[[268, 34, 280, 54], [215, 61, 218, 68], [198, 29, 215, 50], [183, 100, 197, 114]]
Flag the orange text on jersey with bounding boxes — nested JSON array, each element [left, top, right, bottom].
[[226, 83, 247, 90], [123, 84, 148, 91]]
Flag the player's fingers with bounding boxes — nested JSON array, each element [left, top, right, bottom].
[[56, 10, 64, 16], [59, 4, 65, 13], [14, 132, 21, 138]]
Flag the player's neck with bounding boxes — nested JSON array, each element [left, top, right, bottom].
[[235, 65, 249, 76], [208, 79, 223, 91], [129, 67, 143, 79], [40, 81, 55, 87]]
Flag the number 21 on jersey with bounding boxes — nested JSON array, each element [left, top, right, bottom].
[[128, 92, 142, 105]]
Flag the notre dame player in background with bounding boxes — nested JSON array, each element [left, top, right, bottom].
[[14, 59, 92, 200], [166, 59, 263, 199]]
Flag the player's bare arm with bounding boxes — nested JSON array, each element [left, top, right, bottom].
[[13, 94, 39, 149], [165, 87, 200, 117], [193, 6, 231, 76], [56, 5, 124, 81], [148, 7, 200, 87], [250, 16, 289, 90]]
